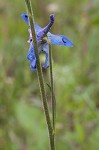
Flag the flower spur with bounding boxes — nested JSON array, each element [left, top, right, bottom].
[[21, 13, 73, 71]]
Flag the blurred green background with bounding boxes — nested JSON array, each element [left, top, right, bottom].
[[0, 0, 99, 150]]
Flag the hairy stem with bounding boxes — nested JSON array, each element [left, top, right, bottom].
[[24, 0, 55, 149]]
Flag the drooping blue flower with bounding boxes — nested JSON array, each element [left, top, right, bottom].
[[21, 13, 73, 71]]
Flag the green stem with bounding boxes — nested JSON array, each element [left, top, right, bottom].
[[24, 0, 55, 149], [49, 44, 56, 146], [49, 45, 56, 130]]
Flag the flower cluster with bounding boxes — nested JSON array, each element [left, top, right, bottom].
[[21, 13, 73, 71]]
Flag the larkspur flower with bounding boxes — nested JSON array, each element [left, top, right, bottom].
[[21, 13, 73, 71]]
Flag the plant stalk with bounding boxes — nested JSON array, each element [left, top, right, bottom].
[[49, 44, 56, 146], [25, 0, 55, 149]]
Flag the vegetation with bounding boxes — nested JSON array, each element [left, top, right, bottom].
[[0, 0, 99, 149]]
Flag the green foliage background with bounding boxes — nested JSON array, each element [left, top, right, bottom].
[[0, 0, 99, 149]]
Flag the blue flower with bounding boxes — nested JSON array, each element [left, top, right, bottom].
[[21, 13, 73, 71]]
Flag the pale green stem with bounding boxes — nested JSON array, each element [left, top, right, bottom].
[[24, 0, 55, 149]]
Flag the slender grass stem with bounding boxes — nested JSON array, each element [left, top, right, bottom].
[[49, 44, 56, 147], [49, 45, 56, 130], [24, 0, 55, 149]]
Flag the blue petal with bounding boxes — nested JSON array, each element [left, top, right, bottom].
[[21, 13, 42, 33], [27, 43, 35, 62], [47, 33, 74, 47], [30, 62, 37, 71], [27, 43, 37, 71], [42, 43, 49, 68], [21, 13, 30, 25], [34, 24, 42, 33]]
